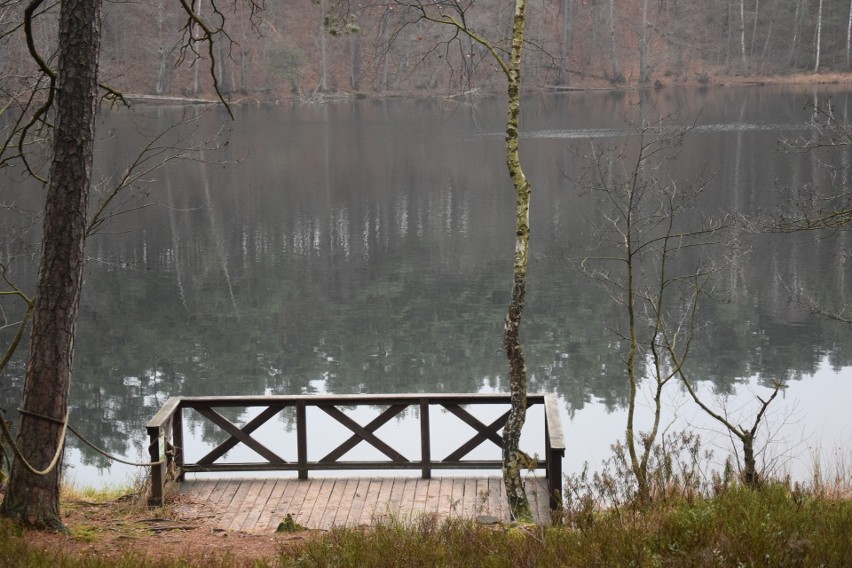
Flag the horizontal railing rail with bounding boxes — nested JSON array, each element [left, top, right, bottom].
[[146, 393, 565, 510]]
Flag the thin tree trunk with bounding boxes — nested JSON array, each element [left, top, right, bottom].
[[192, 0, 201, 95], [750, 0, 760, 56], [559, 0, 573, 84], [814, 0, 823, 74], [788, 0, 802, 68], [608, 0, 620, 81], [502, 0, 533, 523], [739, 0, 748, 72], [1, 0, 102, 530], [639, 0, 650, 82], [847, 0, 852, 69], [318, 0, 328, 92]]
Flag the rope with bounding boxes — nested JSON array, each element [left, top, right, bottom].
[[0, 408, 166, 477], [0, 408, 68, 476], [67, 423, 166, 467]]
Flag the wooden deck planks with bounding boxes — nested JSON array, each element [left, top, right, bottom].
[[177, 475, 551, 533]]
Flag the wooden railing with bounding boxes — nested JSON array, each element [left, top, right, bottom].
[[146, 393, 565, 511]]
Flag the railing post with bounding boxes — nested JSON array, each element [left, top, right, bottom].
[[297, 401, 308, 479], [544, 394, 566, 511], [420, 398, 431, 479], [147, 423, 164, 506], [173, 404, 184, 481], [146, 396, 182, 507]]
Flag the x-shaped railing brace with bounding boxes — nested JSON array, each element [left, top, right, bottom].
[[319, 404, 410, 463], [441, 404, 509, 462], [196, 406, 287, 465]]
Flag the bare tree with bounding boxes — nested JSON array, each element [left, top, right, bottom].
[[814, 0, 823, 74], [390, 0, 536, 520], [575, 111, 731, 502]]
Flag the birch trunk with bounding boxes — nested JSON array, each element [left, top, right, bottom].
[[847, 0, 852, 69], [502, 0, 533, 522], [814, 0, 823, 74], [788, 0, 802, 67]]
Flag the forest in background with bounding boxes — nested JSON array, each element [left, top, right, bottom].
[[2, 0, 852, 102]]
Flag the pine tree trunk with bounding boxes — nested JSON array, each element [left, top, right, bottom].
[[0, 0, 102, 530], [502, 0, 533, 523]]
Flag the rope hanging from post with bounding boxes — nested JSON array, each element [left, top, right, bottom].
[[1, 408, 165, 477], [0, 408, 69, 476]]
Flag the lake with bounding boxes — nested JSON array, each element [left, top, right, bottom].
[[1, 85, 850, 489]]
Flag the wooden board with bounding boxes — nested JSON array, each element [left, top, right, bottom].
[[176, 475, 552, 533]]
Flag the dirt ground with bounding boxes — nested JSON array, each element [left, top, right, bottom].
[[4, 490, 314, 566]]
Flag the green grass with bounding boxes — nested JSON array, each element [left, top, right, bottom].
[[285, 484, 852, 568], [1, 481, 850, 567], [283, 484, 852, 567]]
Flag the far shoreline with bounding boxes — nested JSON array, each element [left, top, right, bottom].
[[119, 71, 852, 108]]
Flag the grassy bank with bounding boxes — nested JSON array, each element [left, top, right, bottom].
[[1, 480, 850, 567]]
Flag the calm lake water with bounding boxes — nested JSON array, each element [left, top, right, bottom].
[[1, 85, 850, 488]]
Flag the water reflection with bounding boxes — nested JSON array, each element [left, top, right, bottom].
[[1, 87, 849, 485]]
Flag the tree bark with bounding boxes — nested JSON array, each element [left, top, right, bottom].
[[608, 0, 621, 81], [502, 0, 533, 523], [0, 0, 102, 530], [847, 0, 852, 70], [639, 0, 650, 83], [739, 0, 748, 72], [814, 0, 823, 74], [318, 0, 328, 92]]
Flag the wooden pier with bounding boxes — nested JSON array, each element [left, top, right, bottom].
[[148, 393, 565, 531], [173, 475, 553, 532]]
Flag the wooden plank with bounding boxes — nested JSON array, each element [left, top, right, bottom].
[[412, 478, 431, 518], [330, 478, 360, 527], [319, 478, 348, 530], [386, 476, 408, 523], [237, 479, 277, 532], [176, 475, 557, 532], [342, 478, 371, 527], [191, 478, 219, 503], [254, 478, 290, 531], [436, 478, 454, 518], [175, 479, 216, 518], [303, 478, 334, 529], [206, 479, 239, 519], [217, 478, 254, 531], [227, 478, 268, 532], [358, 478, 383, 526], [462, 477, 480, 518], [425, 478, 442, 513], [286, 479, 322, 527], [178, 393, 547, 408], [544, 394, 566, 451], [264, 478, 302, 531], [372, 477, 396, 525], [449, 477, 466, 518], [399, 477, 419, 522], [146, 397, 181, 428]]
